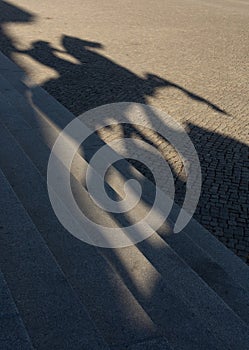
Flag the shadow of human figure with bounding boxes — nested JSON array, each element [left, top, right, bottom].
[[18, 35, 228, 117], [16, 34, 248, 264], [0, 4, 248, 347], [17, 35, 229, 196]]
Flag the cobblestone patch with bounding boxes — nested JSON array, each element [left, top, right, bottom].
[[89, 121, 249, 264], [0, 0, 248, 262]]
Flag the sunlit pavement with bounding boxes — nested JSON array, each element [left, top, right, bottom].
[[0, 1, 249, 349], [2, 0, 247, 261]]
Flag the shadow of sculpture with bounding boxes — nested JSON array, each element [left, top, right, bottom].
[[0, 2, 248, 348]]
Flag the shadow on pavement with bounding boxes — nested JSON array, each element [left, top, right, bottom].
[[0, 1, 248, 347]]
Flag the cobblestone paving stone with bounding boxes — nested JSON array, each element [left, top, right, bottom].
[[0, 0, 248, 262]]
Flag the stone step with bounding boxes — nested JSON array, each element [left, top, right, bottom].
[[111, 337, 173, 350], [1, 77, 249, 349], [1, 53, 249, 348], [164, 228, 249, 325], [176, 215, 249, 291], [1, 51, 249, 297], [0, 120, 159, 348], [0, 51, 74, 129], [0, 167, 109, 350], [1, 61, 249, 304], [0, 269, 33, 350]]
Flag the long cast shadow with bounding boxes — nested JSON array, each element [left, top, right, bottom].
[[0, 2, 248, 349], [16, 35, 228, 116]]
